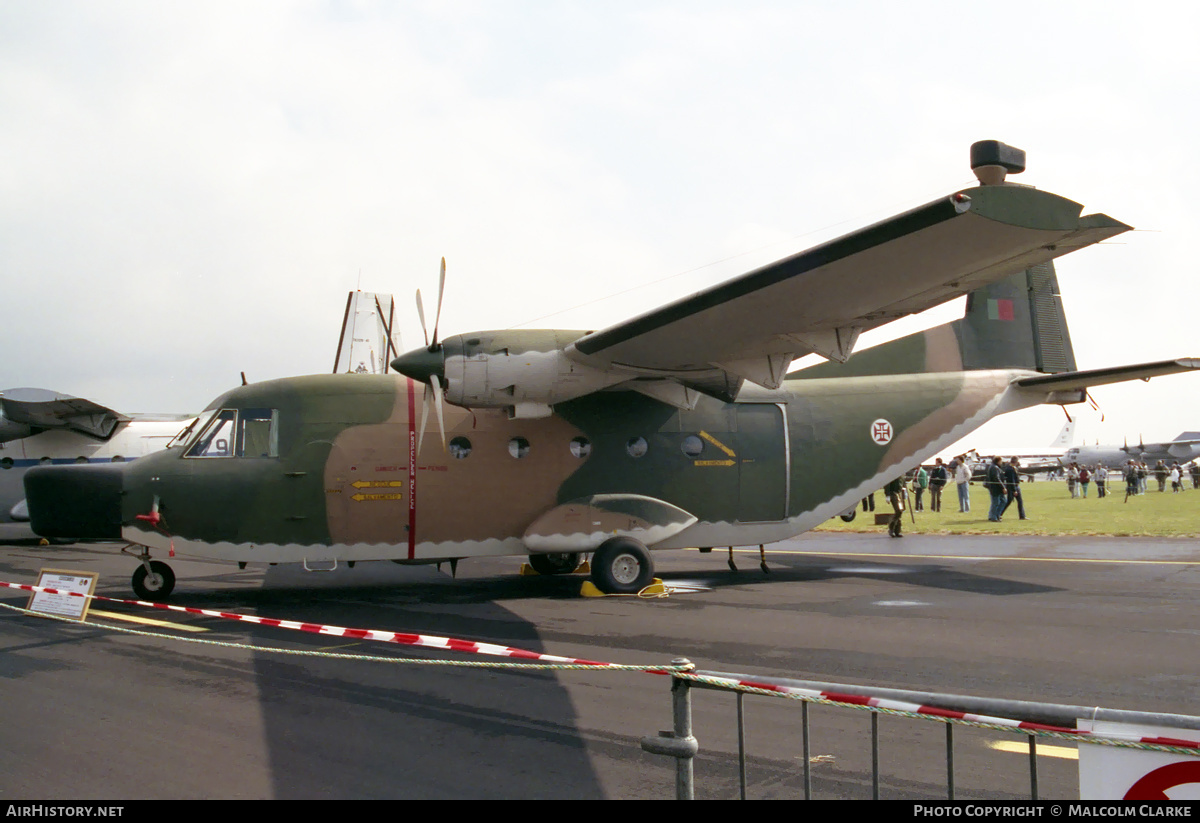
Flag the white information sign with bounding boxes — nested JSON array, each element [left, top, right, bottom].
[[1078, 718, 1200, 800], [28, 569, 98, 621]]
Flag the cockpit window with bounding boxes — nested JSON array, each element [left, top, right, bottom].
[[185, 410, 238, 458], [183, 408, 279, 458]]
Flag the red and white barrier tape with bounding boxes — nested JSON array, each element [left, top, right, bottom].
[[5, 577, 1198, 751], [0, 580, 612, 667], [686, 672, 1200, 751]]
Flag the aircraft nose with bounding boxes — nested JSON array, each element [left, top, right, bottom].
[[392, 346, 446, 384], [24, 463, 124, 540]]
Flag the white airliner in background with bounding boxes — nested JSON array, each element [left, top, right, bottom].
[[0, 389, 193, 521]]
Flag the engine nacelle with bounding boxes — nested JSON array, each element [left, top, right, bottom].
[[440, 331, 626, 419]]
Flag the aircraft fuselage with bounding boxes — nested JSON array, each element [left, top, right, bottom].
[[77, 369, 1040, 565]]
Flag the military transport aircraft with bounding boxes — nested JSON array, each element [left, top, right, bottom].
[[1063, 432, 1200, 470], [25, 141, 1200, 600]]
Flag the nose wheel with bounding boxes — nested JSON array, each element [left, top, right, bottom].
[[132, 560, 176, 601]]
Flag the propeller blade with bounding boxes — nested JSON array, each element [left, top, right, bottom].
[[418, 380, 432, 454], [431, 373, 447, 451], [431, 257, 446, 349], [416, 288, 430, 348]]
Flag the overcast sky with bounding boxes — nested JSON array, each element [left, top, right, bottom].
[[2, 1, 1197, 452]]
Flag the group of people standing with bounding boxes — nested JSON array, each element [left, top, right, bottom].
[[880, 454, 1027, 537], [1116, 459, 1200, 500], [876, 453, 1200, 537], [1063, 463, 1107, 498]]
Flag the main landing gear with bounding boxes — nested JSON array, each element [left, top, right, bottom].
[[527, 552, 582, 577], [527, 541, 654, 595], [122, 545, 176, 601], [589, 537, 654, 595]]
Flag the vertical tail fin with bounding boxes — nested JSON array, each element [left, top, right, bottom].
[[1050, 418, 1077, 448], [792, 261, 1077, 379], [954, 261, 1077, 373]]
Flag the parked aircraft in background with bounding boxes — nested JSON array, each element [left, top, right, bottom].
[[954, 418, 1081, 480], [1064, 432, 1200, 469], [0, 389, 192, 522], [333, 290, 403, 375], [25, 141, 1200, 600]]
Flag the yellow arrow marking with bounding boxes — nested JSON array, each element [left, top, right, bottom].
[[352, 493, 406, 502], [694, 459, 736, 467], [351, 480, 404, 489], [699, 430, 736, 457]]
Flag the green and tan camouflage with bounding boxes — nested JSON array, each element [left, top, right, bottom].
[[25, 141, 1200, 599]]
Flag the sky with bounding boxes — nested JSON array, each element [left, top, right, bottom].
[[2, 1, 1197, 453]]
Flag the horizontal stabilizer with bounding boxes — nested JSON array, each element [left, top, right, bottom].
[[1015, 358, 1200, 393]]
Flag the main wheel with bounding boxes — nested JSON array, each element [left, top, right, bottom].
[[590, 537, 654, 595], [132, 560, 176, 601], [527, 552, 581, 576], [839, 509, 857, 522]]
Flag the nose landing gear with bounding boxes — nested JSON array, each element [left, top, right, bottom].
[[122, 545, 176, 601]]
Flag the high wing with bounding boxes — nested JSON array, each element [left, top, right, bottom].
[[0, 388, 130, 442], [567, 184, 1129, 398]]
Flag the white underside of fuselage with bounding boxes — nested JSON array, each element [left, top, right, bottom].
[[123, 371, 1049, 567]]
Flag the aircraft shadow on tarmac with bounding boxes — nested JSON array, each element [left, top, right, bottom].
[[190, 565, 626, 799]]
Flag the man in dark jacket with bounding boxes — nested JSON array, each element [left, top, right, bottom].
[[986, 456, 1007, 522], [1001, 458, 1027, 520], [929, 458, 948, 512]]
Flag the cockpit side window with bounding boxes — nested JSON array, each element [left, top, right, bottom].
[[184, 410, 238, 458], [237, 408, 278, 458]]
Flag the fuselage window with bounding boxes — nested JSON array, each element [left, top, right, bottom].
[[74, 456, 89, 464], [111, 455, 125, 463], [626, 436, 648, 458], [185, 409, 238, 458], [0, 457, 12, 469], [681, 435, 704, 458], [39, 457, 52, 465], [570, 436, 591, 459], [508, 437, 530, 459], [449, 436, 472, 459]]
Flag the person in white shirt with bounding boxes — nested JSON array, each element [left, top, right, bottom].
[[954, 456, 972, 513]]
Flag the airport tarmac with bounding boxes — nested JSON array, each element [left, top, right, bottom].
[[0, 531, 1197, 800]]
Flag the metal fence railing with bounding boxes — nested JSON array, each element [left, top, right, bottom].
[[640, 660, 1200, 800]]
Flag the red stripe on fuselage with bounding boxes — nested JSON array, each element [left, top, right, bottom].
[[407, 378, 417, 559]]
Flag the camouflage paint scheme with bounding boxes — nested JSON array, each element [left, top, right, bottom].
[[109, 339, 1066, 564], [25, 142, 1200, 595]]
